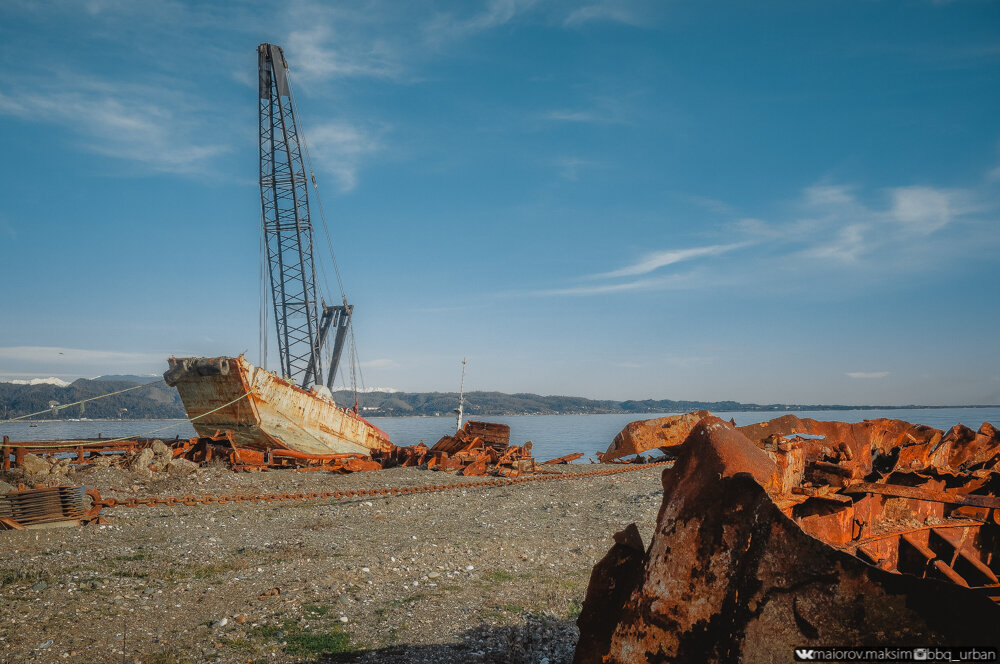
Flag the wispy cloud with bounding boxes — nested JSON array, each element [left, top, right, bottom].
[[847, 371, 889, 379], [305, 121, 384, 192], [802, 223, 868, 262], [423, 0, 539, 45], [887, 186, 959, 234], [361, 358, 399, 369], [0, 346, 167, 378], [526, 272, 698, 297], [564, 2, 646, 27], [591, 242, 747, 279], [554, 157, 604, 181], [542, 98, 629, 125], [525, 168, 996, 299], [785, 180, 976, 265], [0, 216, 16, 241], [286, 24, 402, 82], [0, 77, 227, 174]]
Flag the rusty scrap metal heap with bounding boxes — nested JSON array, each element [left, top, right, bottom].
[[2, 420, 556, 478], [0, 484, 95, 530], [575, 413, 1000, 663], [376, 420, 538, 477]]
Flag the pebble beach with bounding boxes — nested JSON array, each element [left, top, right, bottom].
[[0, 462, 667, 663]]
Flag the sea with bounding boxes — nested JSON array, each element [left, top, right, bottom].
[[3, 407, 999, 462]]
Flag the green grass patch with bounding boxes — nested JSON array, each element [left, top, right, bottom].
[[0, 568, 48, 586], [482, 570, 517, 584], [400, 592, 427, 604], [219, 636, 255, 652], [566, 598, 583, 619], [143, 652, 197, 664], [304, 602, 334, 617], [248, 619, 353, 659], [115, 552, 150, 561], [189, 562, 231, 579], [498, 603, 524, 614]]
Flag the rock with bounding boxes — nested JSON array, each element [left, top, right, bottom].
[[339, 616, 349, 623], [212, 617, 228, 628], [166, 458, 199, 476], [35, 639, 53, 650], [31, 581, 47, 591], [234, 614, 247, 623], [151, 440, 174, 471], [128, 448, 154, 473], [22, 454, 50, 476], [0, 480, 16, 495]]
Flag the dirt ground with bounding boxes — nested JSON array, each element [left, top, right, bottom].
[[0, 461, 667, 663]]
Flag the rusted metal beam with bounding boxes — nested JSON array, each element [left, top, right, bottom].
[[842, 482, 1000, 510]]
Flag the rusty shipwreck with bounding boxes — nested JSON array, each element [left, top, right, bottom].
[[575, 412, 1000, 662], [165, 43, 392, 459], [164, 356, 391, 456]]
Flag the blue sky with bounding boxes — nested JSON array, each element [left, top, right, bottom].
[[1, 0, 998, 405]]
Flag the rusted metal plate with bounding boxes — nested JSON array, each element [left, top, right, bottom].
[[602, 410, 713, 462], [0, 485, 89, 529]]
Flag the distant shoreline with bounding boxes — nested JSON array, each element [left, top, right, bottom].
[[5, 403, 999, 424]]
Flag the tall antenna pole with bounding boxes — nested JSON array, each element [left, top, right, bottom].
[[455, 357, 467, 432]]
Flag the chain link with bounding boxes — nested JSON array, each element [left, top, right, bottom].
[[86, 462, 669, 515]]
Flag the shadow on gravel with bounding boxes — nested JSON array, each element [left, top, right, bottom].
[[309, 613, 579, 664]]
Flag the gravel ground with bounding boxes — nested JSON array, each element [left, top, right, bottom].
[[0, 462, 667, 663]]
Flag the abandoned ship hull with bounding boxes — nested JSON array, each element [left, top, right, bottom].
[[164, 356, 393, 456]]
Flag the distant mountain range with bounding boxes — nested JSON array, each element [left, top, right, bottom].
[[0, 375, 987, 423]]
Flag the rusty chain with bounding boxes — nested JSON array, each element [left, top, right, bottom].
[[85, 462, 670, 515]]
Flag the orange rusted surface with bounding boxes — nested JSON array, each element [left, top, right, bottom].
[[165, 355, 394, 456], [601, 410, 712, 462], [575, 412, 1000, 662], [542, 452, 584, 465]]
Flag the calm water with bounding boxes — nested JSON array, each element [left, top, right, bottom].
[[3, 407, 998, 462]]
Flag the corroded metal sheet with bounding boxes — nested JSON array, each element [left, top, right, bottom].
[[165, 356, 393, 456], [575, 414, 1000, 662], [602, 410, 712, 462]]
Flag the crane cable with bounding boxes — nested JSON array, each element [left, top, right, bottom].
[[5, 391, 251, 449], [284, 66, 366, 397], [0, 380, 166, 424]]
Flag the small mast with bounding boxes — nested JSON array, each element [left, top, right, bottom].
[[454, 357, 467, 432]]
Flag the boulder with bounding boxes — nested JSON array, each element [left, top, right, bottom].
[[166, 458, 199, 476], [22, 453, 50, 476], [127, 448, 155, 473], [151, 440, 171, 457]]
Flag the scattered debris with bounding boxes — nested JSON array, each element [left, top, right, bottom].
[[0, 483, 100, 530], [3, 420, 576, 478], [575, 412, 1000, 662]]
